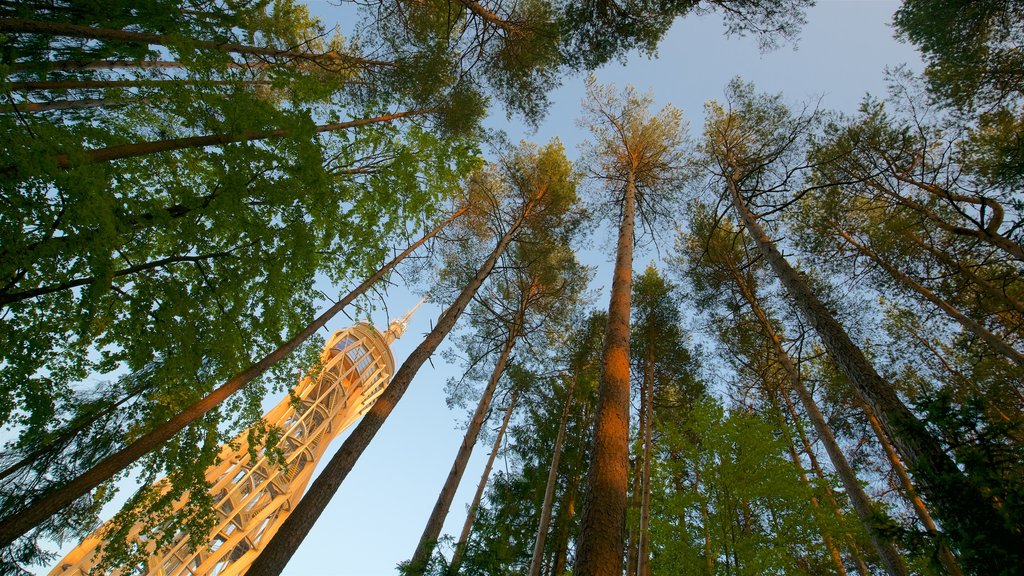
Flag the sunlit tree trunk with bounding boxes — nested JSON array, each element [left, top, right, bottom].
[[528, 379, 576, 576], [861, 402, 963, 576], [772, 404, 848, 575], [450, 393, 518, 575], [576, 169, 635, 576], [408, 317, 523, 575]]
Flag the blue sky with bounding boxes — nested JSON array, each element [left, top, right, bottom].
[[41, 1, 924, 574]]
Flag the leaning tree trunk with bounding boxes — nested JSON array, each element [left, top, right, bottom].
[[772, 404, 848, 576], [837, 227, 1024, 367], [528, 378, 577, 576], [724, 257, 908, 576], [449, 393, 518, 575], [0, 208, 465, 548], [909, 234, 1024, 317], [861, 402, 963, 576], [407, 314, 524, 575], [724, 165, 1024, 573], [575, 169, 636, 576], [245, 192, 541, 576]]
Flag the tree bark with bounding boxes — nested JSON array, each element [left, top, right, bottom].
[[773, 404, 848, 576], [0, 208, 464, 548], [449, 393, 518, 575], [637, 339, 654, 576], [724, 166, 1024, 572], [407, 317, 523, 575], [528, 379, 576, 576], [724, 257, 908, 576], [861, 402, 963, 576], [837, 227, 1024, 367], [575, 169, 636, 576], [245, 192, 541, 576], [625, 390, 644, 576], [909, 234, 1024, 317]]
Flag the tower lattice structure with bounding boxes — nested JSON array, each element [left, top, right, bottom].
[[51, 313, 413, 576]]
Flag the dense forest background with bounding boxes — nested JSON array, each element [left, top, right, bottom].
[[0, 1, 1021, 575]]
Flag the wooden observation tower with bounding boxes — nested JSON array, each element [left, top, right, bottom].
[[51, 307, 419, 576]]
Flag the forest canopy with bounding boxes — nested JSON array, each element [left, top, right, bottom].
[[0, 1, 1021, 575]]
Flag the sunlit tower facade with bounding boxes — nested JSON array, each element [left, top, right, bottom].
[[51, 312, 415, 576]]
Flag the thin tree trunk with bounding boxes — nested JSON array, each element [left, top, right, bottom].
[[0, 250, 232, 308], [773, 404, 848, 576], [0, 208, 464, 548], [408, 318, 523, 575], [723, 256, 908, 576], [725, 166, 1024, 572], [695, 463, 712, 576], [553, 398, 590, 576], [449, 393, 518, 575], [637, 339, 654, 576], [780, 392, 870, 576], [575, 169, 636, 576], [528, 379, 577, 576], [47, 110, 423, 168], [0, 18, 386, 68], [837, 227, 1024, 367], [245, 192, 542, 576], [625, 392, 644, 576], [911, 234, 1024, 317], [862, 402, 963, 576]]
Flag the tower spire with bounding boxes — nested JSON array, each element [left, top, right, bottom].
[[384, 295, 427, 344]]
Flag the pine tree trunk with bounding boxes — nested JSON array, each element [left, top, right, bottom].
[[724, 166, 1024, 572], [637, 341, 654, 576], [837, 227, 1024, 367], [245, 194, 541, 576], [625, 394, 644, 576], [528, 379, 577, 576], [0, 208, 464, 548], [862, 402, 963, 576], [575, 169, 636, 576], [408, 319, 522, 575], [725, 258, 908, 576], [552, 398, 590, 576], [449, 393, 518, 575], [773, 404, 848, 576], [910, 234, 1024, 317], [780, 392, 870, 576], [695, 464, 712, 576]]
